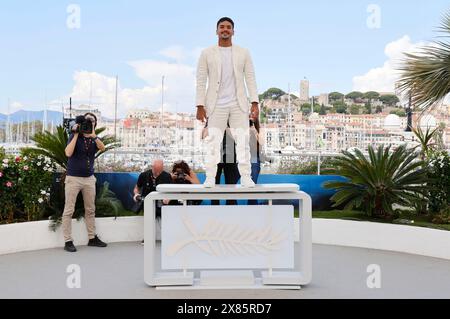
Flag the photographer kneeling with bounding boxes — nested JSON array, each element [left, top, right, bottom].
[[62, 112, 107, 253], [170, 160, 202, 206]]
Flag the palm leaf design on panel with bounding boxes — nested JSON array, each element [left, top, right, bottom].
[[167, 214, 287, 257]]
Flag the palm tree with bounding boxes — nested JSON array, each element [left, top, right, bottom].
[[323, 145, 428, 218], [397, 12, 450, 112], [22, 126, 120, 171], [412, 126, 438, 160]]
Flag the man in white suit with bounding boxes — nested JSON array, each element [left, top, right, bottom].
[[196, 17, 259, 188]]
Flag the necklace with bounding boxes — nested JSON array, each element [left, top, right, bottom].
[[83, 137, 93, 170]]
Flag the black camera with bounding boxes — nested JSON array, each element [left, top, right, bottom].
[[63, 118, 76, 134], [132, 194, 144, 214], [249, 119, 254, 126], [74, 115, 93, 134], [173, 169, 190, 184], [175, 171, 187, 181], [64, 116, 94, 134]]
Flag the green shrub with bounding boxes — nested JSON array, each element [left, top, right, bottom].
[[0, 154, 56, 223], [427, 151, 450, 219], [323, 145, 428, 218]]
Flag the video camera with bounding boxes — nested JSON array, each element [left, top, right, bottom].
[[62, 98, 95, 135], [63, 115, 93, 134]]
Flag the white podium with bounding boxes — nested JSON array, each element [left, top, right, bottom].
[[144, 184, 312, 290]]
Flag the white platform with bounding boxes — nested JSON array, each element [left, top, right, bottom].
[[156, 277, 301, 290], [152, 271, 194, 286], [200, 270, 255, 286], [145, 183, 312, 290], [261, 271, 303, 285], [156, 183, 299, 193]]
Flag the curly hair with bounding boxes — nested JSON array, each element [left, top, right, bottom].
[[84, 112, 98, 129], [172, 160, 191, 175]]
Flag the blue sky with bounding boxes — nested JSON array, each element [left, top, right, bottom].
[[1, 0, 449, 117]]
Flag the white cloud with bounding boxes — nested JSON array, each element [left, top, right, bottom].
[[63, 70, 164, 118], [58, 46, 205, 118], [159, 45, 204, 63], [352, 35, 427, 94], [159, 45, 186, 62], [10, 101, 24, 112], [127, 59, 196, 113]]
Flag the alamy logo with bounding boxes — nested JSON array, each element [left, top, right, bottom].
[[66, 264, 81, 288], [366, 264, 381, 288], [66, 4, 81, 29], [366, 4, 381, 29]]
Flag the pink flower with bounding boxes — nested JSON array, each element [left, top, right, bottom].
[[0, 171, 3, 178], [23, 165, 29, 171], [6, 181, 13, 188]]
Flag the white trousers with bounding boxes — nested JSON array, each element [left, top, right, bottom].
[[205, 104, 251, 179]]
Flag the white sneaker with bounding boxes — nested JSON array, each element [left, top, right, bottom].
[[203, 177, 215, 188], [241, 176, 255, 188]]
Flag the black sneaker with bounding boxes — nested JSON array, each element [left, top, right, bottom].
[[64, 241, 77, 252], [141, 240, 144, 245], [88, 235, 107, 247]]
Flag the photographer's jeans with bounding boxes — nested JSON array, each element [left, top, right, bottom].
[[62, 175, 97, 242]]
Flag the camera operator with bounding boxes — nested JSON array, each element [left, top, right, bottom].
[[62, 112, 107, 253]]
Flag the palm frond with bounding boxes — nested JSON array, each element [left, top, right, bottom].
[[22, 125, 120, 170], [95, 181, 123, 217], [438, 11, 450, 34], [397, 11, 450, 112], [24, 126, 69, 169], [322, 145, 427, 217]]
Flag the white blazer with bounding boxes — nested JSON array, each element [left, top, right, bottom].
[[196, 44, 258, 116]]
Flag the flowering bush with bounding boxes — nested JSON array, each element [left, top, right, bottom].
[[428, 151, 450, 221], [0, 153, 56, 223], [0, 157, 18, 222]]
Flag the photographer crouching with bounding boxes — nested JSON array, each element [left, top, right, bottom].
[[133, 159, 172, 244], [169, 160, 202, 206], [62, 112, 107, 252], [133, 159, 172, 214]]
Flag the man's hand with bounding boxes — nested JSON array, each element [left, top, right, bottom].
[[133, 193, 141, 202], [250, 102, 259, 120], [196, 105, 207, 122]]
